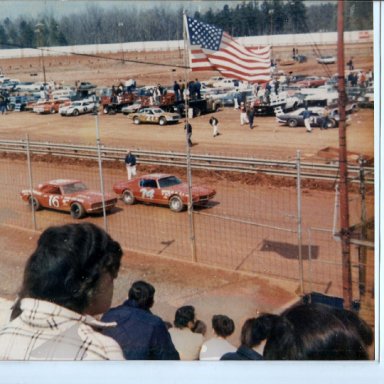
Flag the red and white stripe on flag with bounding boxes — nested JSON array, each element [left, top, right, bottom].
[[186, 16, 271, 83]]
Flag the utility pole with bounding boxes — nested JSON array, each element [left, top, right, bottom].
[[35, 23, 46, 84], [337, 0, 353, 309]]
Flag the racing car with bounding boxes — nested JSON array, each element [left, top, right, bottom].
[[129, 107, 180, 125], [20, 179, 117, 219], [113, 173, 216, 212], [59, 100, 96, 116]]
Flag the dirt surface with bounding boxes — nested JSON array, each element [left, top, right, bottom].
[[0, 42, 375, 344]]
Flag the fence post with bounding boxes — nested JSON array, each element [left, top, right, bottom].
[[296, 150, 304, 295], [358, 156, 367, 295], [26, 134, 36, 231], [94, 111, 108, 232]]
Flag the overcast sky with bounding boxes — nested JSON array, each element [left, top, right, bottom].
[[1, 0, 334, 19], [1, 0, 236, 19]]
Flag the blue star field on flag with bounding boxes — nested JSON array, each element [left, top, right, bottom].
[[186, 16, 223, 51]]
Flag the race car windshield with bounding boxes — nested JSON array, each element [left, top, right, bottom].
[[62, 182, 88, 194], [158, 176, 182, 188]]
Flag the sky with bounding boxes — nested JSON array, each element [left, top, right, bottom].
[[1, 0, 333, 20], [0, 0, 239, 19]]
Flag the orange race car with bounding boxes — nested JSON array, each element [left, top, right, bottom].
[[20, 179, 117, 219], [113, 173, 216, 212]]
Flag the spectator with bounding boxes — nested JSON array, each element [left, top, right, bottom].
[[209, 115, 220, 137], [263, 303, 370, 360], [168, 305, 203, 360], [0, 223, 124, 360], [247, 104, 255, 129], [101, 280, 180, 360], [199, 315, 236, 361], [194, 78, 201, 99], [124, 150, 137, 180], [303, 106, 312, 133], [240, 102, 249, 126], [184, 122, 192, 147], [321, 106, 330, 130], [347, 57, 354, 70], [221, 314, 277, 361], [192, 319, 207, 337], [173, 80, 181, 102]]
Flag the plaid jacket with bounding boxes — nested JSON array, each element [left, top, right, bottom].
[[0, 298, 124, 360]]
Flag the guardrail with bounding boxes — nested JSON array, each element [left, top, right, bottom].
[[0, 139, 374, 184]]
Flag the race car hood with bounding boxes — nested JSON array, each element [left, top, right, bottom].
[[67, 190, 115, 202], [165, 183, 215, 197]]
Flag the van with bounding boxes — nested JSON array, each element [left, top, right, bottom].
[[51, 89, 76, 100]]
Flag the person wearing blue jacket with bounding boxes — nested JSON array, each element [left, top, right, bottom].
[[101, 280, 180, 360]]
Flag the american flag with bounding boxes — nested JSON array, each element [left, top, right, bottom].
[[185, 16, 271, 83]]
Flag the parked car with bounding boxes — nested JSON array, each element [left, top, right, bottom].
[[77, 82, 97, 90], [59, 99, 96, 116], [130, 107, 180, 125], [20, 179, 117, 219], [7, 95, 31, 111], [113, 173, 216, 212], [295, 76, 328, 88], [33, 99, 71, 114], [317, 56, 336, 64], [122, 102, 142, 115], [14, 82, 42, 92], [212, 78, 240, 89], [276, 107, 340, 128]]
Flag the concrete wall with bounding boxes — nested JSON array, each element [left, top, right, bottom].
[[0, 30, 373, 59]]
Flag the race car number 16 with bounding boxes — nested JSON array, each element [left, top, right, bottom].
[[49, 195, 60, 207]]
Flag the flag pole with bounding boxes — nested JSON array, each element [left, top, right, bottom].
[[183, 12, 197, 263]]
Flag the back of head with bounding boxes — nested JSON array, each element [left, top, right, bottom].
[[174, 305, 195, 328], [192, 319, 207, 336], [263, 303, 369, 360], [241, 314, 278, 348], [212, 314, 235, 338], [16, 223, 122, 315], [330, 307, 373, 348], [128, 280, 155, 310]]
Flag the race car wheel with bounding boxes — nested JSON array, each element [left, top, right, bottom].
[[133, 116, 140, 125], [28, 196, 41, 211], [70, 202, 85, 219], [50, 108, 55, 114], [72, 109, 79, 116], [122, 190, 136, 205], [169, 196, 184, 212], [288, 119, 298, 127], [159, 117, 167, 126]]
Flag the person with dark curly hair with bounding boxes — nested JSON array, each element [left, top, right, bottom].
[[0, 223, 124, 360], [199, 314, 236, 360]]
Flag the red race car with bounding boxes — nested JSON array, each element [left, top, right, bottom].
[[113, 173, 216, 212], [20, 179, 117, 219]]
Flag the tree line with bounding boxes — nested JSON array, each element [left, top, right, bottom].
[[0, 1, 373, 49]]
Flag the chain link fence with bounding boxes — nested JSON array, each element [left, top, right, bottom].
[[0, 134, 374, 302]]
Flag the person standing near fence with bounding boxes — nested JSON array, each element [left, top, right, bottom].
[[303, 106, 312, 133], [209, 115, 220, 137], [240, 102, 249, 126], [185, 122, 192, 147], [321, 106, 330, 130], [125, 150, 137, 180]]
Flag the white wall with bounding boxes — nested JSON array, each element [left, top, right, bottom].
[[0, 30, 373, 59]]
